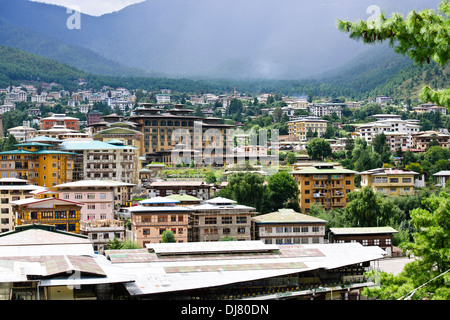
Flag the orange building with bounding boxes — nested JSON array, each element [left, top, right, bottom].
[[41, 114, 79, 131], [11, 197, 83, 233], [0, 142, 75, 187], [291, 163, 356, 213]]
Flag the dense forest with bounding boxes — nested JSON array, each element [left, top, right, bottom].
[[0, 44, 448, 104]]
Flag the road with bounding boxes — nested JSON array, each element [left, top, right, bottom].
[[376, 256, 415, 275]]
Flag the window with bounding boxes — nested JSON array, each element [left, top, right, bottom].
[[284, 227, 292, 233], [158, 216, 167, 222], [389, 178, 399, 183], [143, 229, 150, 235], [87, 194, 95, 199], [293, 227, 301, 232], [402, 178, 411, 183], [276, 227, 283, 233], [100, 193, 107, 199], [171, 216, 177, 222], [87, 204, 95, 210], [205, 217, 217, 224], [301, 226, 308, 233], [221, 217, 232, 224], [63, 194, 69, 200], [222, 228, 230, 235], [236, 216, 247, 224], [312, 226, 319, 233], [75, 194, 82, 200], [374, 239, 380, 245], [142, 217, 151, 223], [362, 239, 369, 246]]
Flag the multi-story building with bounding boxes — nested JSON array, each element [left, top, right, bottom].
[[0, 142, 75, 187], [355, 119, 421, 147], [359, 168, 418, 196], [79, 219, 127, 254], [0, 178, 42, 233], [53, 180, 122, 221], [127, 103, 234, 166], [86, 110, 102, 125], [59, 139, 139, 184], [309, 103, 343, 118], [189, 197, 256, 242], [6, 126, 37, 141], [125, 196, 191, 246], [291, 163, 356, 212], [412, 102, 447, 115], [40, 114, 79, 131], [147, 180, 213, 200], [251, 208, 327, 245], [375, 95, 394, 104], [93, 123, 144, 156], [412, 130, 450, 150], [287, 117, 328, 141], [11, 196, 83, 233]]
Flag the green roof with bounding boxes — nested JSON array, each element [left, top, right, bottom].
[[14, 142, 53, 147], [0, 149, 34, 155]]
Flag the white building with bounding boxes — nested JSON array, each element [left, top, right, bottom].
[[310, 103, 342, 118], [0, 103, 16, 114], [355, 119, 421, 149], [6, 126, 36, 141], [156, 94, 171, 104]]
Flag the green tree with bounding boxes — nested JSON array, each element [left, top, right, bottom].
[[266, 171, 299, 211], [363, 190, 450, 300], [161, 230, 176, 243], [205, 171, 217, 184], [218, 172, 269, 213], [285, 152, 297, 165], [306, 138, 332, 161], [337, 1, 450, 109]]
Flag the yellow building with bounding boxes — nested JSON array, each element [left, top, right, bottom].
[[287, 117, 328, 141], [290, 163, 356, 213], [359, 168, 418, 196], [0, 142, 75, 187], [11, 197, 83, 233]]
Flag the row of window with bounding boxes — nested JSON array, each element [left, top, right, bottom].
[[262, 226, 322, 233], [141, 215, 185, 223], [204, 216, 248, 224], [264, 237, 322, 245], [64, 193, 109, 200]]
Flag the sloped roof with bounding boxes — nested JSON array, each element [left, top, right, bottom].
[[252, 208, 328, 224]]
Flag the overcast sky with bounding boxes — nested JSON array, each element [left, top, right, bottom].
[[30, 0, 146, 16]]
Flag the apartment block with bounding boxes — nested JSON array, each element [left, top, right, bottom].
[[291, 163, 356, 212], [359, 168, 418, 196], [53, 180, 120, 221], [355, 119, 421, 148], [0, 142, 75, 187], [309, 103, 343, 118], [40, 114, 79, 131], [0, 178, 41, 233], [287, 117, 328, 140], [59, 139, 138, 184], [412, 130, 450, 150], [252, 208, 327, 245], [125, 196, 190, 246], [189, 197, 256, 242]]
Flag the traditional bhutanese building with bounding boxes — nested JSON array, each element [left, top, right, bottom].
[[290, 163, 356, 213], [359, 168, 418, 196], [0, 142, 75, 187]]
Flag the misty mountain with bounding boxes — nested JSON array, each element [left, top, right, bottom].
[[0, 0, 442, 80]]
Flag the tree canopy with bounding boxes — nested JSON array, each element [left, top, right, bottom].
[[337, 0, 450, 108]]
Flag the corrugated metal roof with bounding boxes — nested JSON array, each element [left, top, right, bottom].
[[329, 227, 398, 235]]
